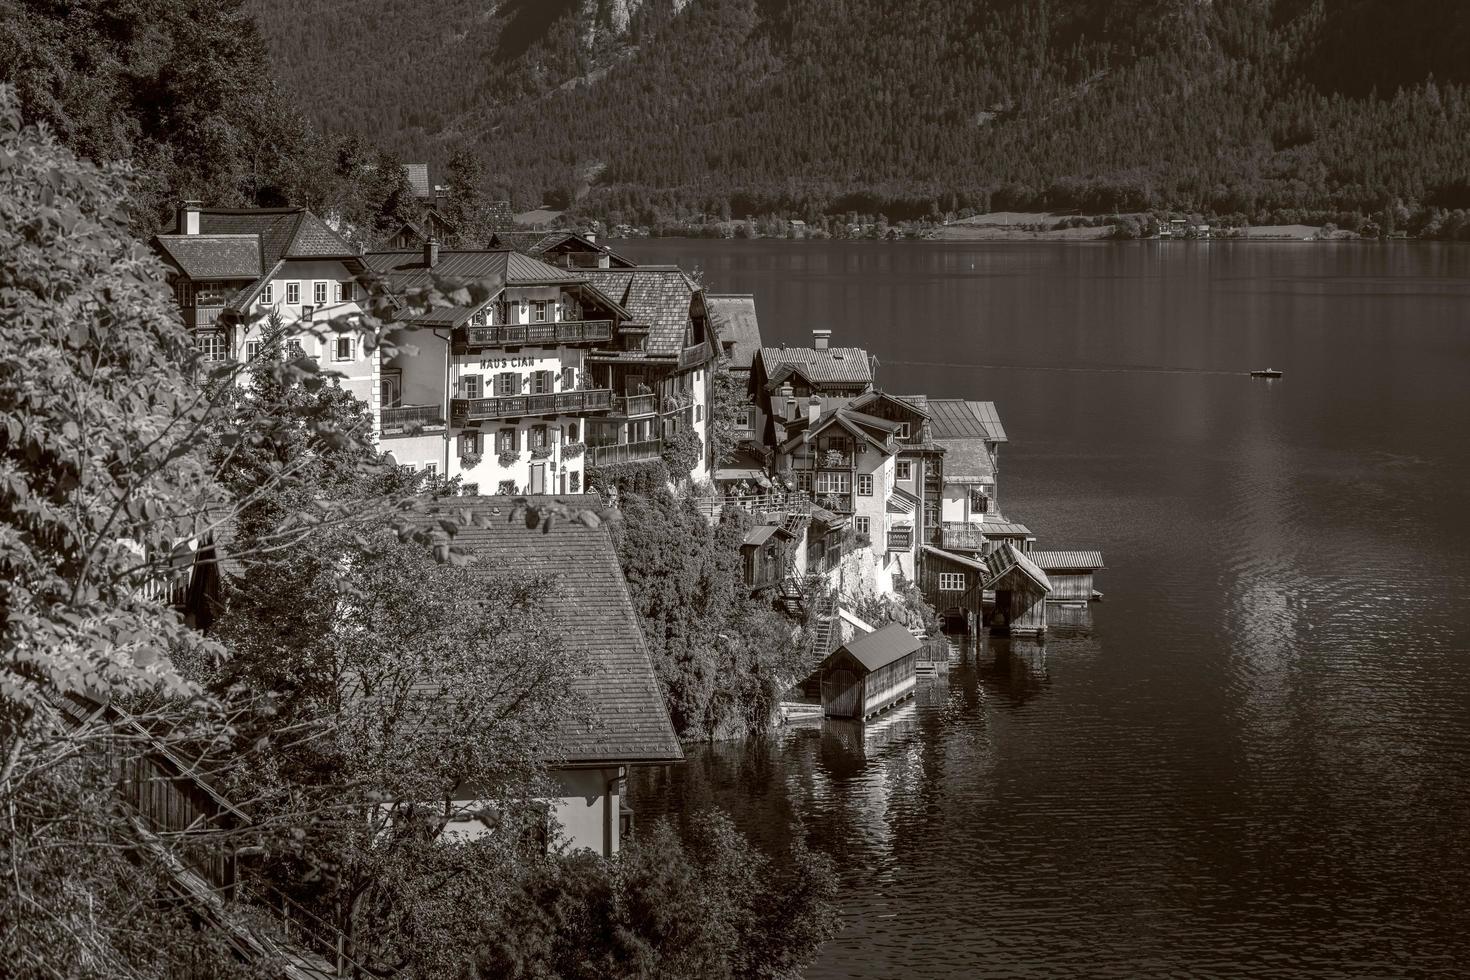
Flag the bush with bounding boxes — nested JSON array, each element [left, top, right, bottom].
[[586, 460, 669, 497]]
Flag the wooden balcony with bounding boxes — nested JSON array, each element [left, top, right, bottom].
[[588, 438, 663, 466], [455, 319, 613, 349], [940, 521, 985, 552], [678, 343, 709, 370], [812, 493, 854, 514], [609, 393, 659, 417], [381, 404, 446, 435], [886, 528, 914, 552], [184, 305, 226, 328], [451, 388, 612, 423]]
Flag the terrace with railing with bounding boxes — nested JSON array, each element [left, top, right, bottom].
[[184, 305, 227, 328], [678, 342, 710, 370], [587, 438, 664, 466], [887, 528, 914, 552], [380, 404, 446, 435], [455, 319, 613, 349], [940, 521, 986, 552], [450, 388, 613, 423], [609, 392, 659, 417]]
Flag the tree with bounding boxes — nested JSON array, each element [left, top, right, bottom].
[[709, 366, 753, 466], [479, 809, 841, 980]]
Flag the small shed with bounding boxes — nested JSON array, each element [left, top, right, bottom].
[[983, 542, 1051, 637], [1030, 550, 1105, 602], [740, 522, 795, 592], [918, 544, 988, 633], [820, 622, 921, 720]]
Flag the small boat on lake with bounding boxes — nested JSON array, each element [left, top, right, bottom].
[[1250, 368, 1283, 378]]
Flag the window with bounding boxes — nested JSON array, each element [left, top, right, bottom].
[[458, 432, 481, 457], [855, 516, 870, 535], [568, 471, 581, 493], [471, 309, 486, 326], [245, 340, 262, 362], [496, 429, 517, 454], [897, 422, 911, 440], [857, 474, 873, 496], [561, 366, 575, 389], [261, 282, 273, 305], [529, 425, 549, 449], [332, 337, 354, 361], [338, 281, 354, 302], [461, 374, 482, 400], [924, 500, 940, 529], [795, 471, 812, 492], [896, 460, 912, 481], [494, 372, 519, 397], [195, 331, 229, 362], [531, 370, 552, 395], [814, 471, 850, 495], [939, 572, 966, 592], [286, 282, 300, 304], [313, 281, 328, 305], [695, 404, 703, 423], [566, 423, 578, 441], [422, 462, 438, 479], [532, 300, 548, 322], [175, 280, 194, 307]]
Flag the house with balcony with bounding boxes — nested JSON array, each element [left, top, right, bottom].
[[362, 244, 627, 493], [773, 400, 907, 595], [925, 398, 1015, 555], [580, 267, 718, 483], [753, 331, 875, 449], [150, 202, 377, 405], [846, 392, 945, 572]]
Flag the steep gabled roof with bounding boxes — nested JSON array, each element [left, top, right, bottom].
[[152, 234, 260, 280], [850, 390, 930, 420], [760, 346, 873, 387], [195, 207, 357, 268], [489, 230, 637, 268], [402, 163, 432, 198], [409, 496, 682, 766], [831, 622, 920, 672], [582, 268, 699, 356], [982, 542, 1051, 592], [707, 294, 762, 371], [778, 406, 900, 455]]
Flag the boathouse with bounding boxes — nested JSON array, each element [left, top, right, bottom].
[[1030, 550, 1105, 602], [740, 520, 798, 592], [918, 545, 988, 633], [983, 542, 1052, 637], [819, 622, 921, 720]]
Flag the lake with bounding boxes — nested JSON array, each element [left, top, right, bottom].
[[613, 239, 1470, 978]]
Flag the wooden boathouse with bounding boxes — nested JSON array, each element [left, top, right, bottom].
[[1030, 550, 1105, 601], [819, 622, 921, 720], [983, 542, 1052, 637]]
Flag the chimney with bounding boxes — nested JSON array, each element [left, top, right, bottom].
[[812, 329, 831, 350], [424, 237, 439, 267], [778, 382, 795, 420], [807, 394, 821, 425], [584, 229, 597, 244], [176, 199, 202, 235]]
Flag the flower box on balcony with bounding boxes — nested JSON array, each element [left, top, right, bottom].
[[530, 446, 553, 460], [497, 450, 519, 467]]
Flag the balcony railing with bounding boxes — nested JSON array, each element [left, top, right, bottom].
[[451, 388, 612, 423], [812, 493, 854, 514], [610, 393, 659, 417], [381, 404, 446, 435], [678, 343, 709, 370], [886, 529, 914, 552], [185, 305, 226, 328], [456, 319, 613, 348], [588, 439, 664, 466], [940, 522, 985, 552]]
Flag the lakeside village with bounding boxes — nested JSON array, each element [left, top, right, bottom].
[[134, 196, 1102, 971]]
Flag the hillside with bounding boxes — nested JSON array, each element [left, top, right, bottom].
[[247, 0, 1470, 223]]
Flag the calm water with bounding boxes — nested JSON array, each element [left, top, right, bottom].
[[616, 240, 1470, 978]]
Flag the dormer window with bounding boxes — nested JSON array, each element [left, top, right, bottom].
[[471, 309, 486, 326], [896, 422, 911, 440]]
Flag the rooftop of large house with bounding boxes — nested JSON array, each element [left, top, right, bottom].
[[582, 267, 701, 357], [151, 205, 361, 312], [927, 399, 1008, 443], [759, 345, 874, 387], [362, 247, 611, 326], [777, 405, 901, 454], [408, 496, 683, 766], [707, 294, 763, 372], [488, 230, 637, 268]]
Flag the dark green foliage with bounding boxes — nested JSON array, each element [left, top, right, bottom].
[[479, 809, 841, 980], [586, 459, 670, 497], [244, 0, 1470, 223], [709, 367, 751, 466], [661, 424, 704, 480]]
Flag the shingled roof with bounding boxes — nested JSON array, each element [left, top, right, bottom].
[[582, 268, 700, 357], [402, 163, 432, 198], [832, 622, 921, 672], [195, 207, 357, 267], [982, 542, 1051, 592], [708, 294, 762, 371], [410, 496, 682, 766], [152, 235, 260, 280], [760, 346, 873, 387]]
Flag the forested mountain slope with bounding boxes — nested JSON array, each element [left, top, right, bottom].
[[232, 0, 1470, 220]]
